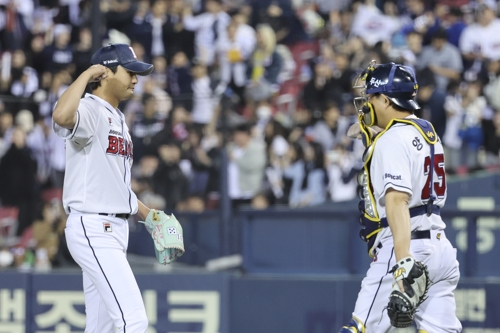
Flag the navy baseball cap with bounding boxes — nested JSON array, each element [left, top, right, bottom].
[[91, 43, 154, 76]]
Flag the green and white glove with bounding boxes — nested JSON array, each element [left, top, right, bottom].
[[139, 209, 185, 264]]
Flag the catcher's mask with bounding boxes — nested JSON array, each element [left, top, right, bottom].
[[353, 60, 420, 127]]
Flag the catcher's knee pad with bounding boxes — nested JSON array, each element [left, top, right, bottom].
[[339, 317, 365, 333]]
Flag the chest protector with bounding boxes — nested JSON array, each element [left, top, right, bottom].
[[358, 118, 438, 257]]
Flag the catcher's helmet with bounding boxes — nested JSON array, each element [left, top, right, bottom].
[[367, 63, 419, 110], [354, 61, 420, 112], [353, 61, 420, 126]]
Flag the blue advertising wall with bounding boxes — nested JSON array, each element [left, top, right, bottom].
[[0, 272, 499, 332]]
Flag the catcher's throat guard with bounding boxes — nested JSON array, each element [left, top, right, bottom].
[[353, 60, 378, 131]]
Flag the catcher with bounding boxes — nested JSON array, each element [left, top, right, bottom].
[[339, 61, 461, 332]]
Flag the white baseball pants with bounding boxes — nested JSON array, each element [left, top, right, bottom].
[[352, 230, 462, 332], [65, 212, 148, 333]]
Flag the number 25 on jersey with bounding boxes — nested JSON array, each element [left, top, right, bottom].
[[421, 154, 446, 200]]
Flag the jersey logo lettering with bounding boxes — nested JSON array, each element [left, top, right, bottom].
[[369, 77, 385, 87], [103, 59, 118, 65], [106, 135, 133, 159], [384, 173, 402, 180]]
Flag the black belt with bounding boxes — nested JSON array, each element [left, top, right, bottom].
[[380, 205, 440, 228], [378, 230, 431, 249], [411, 230, 430, 239], [98, 213, 130, 219]]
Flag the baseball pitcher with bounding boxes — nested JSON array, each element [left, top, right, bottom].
[[52, 43, 184, 332]]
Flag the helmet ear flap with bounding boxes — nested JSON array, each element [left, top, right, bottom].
[[362, 102, 376, 127]]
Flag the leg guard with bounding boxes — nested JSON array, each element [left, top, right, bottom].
[[339, 317, 365, 333]]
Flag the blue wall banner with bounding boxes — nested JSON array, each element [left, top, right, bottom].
[[0, 272, 499, 333]]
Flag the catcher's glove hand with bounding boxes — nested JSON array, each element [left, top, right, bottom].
[[139, 210, 185, 264], [387, 256, 430, 328]]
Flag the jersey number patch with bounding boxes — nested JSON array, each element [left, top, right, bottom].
[[421, 153, 446, 199]]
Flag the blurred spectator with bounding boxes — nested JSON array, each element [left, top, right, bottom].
[[257, 3, 290, 43], [153, 141, 189, 210], [6, 49, 39, 101], [130, 93, 165, 161], [326, 145, 361, 202], [445, 7, 467, 48], [72, 27, 92, 79], [442, 80, 464, 173], [177, 195, 205, 212], [25, 34, 46, 77], [0, 106, 14, 158], [151, 56, 167, 90], [283, 141, 326, 208], [331, 51, 355, 105], [245, 24, 283, 103], [152, 104, 191, 148], [162, 0, 195, 61], [184, 126, 213, 195], [217, 13, 256, 104], [251, 192, 270, 209], [191, 62, 215, 125], [351, 0, 401, 47], [301, 61, 336, 115], [167, 51, 193, 110], [0, 0, 34, 51], [0, 126, 39, 236], [183, 0, 230, 66], [32, 200, 66, 267], [147, 0, 167, 58], [416, 68, 447, 139], [16, 109, 52, 186], [329, 8, 353, 46], [459, 0, 500, 77], [104, 0, 137, 33], [401, 0, 440, 45], [228, 123, 266, 208], [482, 111, 500, 166], [306, 102, 351, 151], [416, 28, 462, 92], [38, 70, 71, 125], [130, 0, 168, 59], [459, 81, 487, 171], [483, 59, 500, 110], [399, 30, 423, 67], [42, 24, 74, 74]]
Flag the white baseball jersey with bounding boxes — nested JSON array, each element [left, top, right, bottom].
[[53, 93, 138, 215], [370, 116, 447, 249]]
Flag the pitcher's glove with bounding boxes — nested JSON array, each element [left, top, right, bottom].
[[139, 209, 185, 264], [387, 256, 430, 328]]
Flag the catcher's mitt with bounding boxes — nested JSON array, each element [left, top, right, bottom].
[[387, 256, 430, 328], [139, 209, 185, 264]]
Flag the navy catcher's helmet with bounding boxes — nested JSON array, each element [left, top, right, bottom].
[[353, 61, 420, 125]]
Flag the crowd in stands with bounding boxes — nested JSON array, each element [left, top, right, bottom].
[[1, 0, 500, 268]]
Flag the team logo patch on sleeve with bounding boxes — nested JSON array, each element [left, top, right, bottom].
[[103, 222, 112, 232]]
